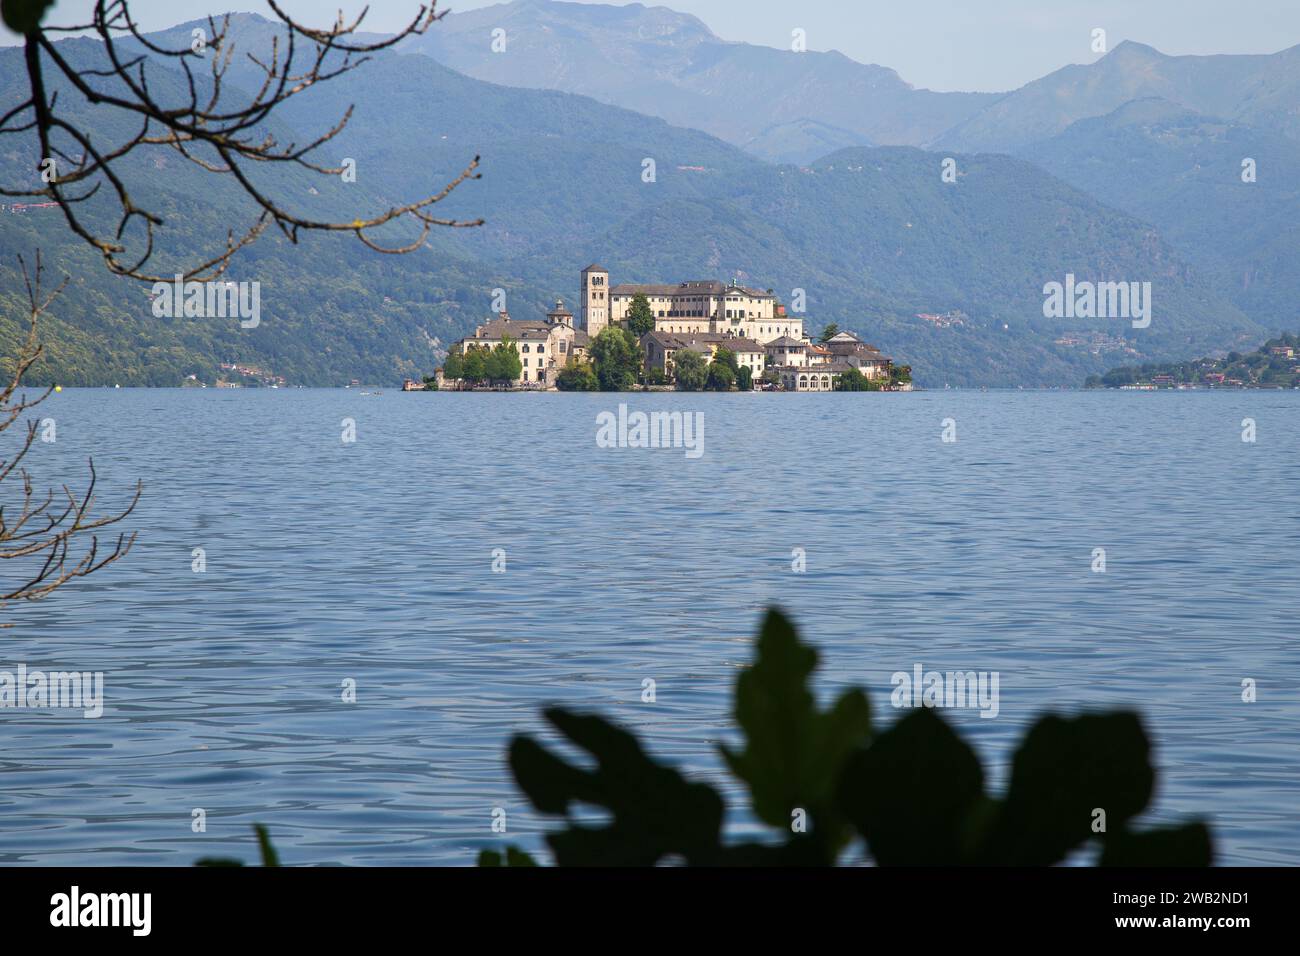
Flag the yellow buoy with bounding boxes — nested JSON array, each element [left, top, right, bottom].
[[54, 385, 62, 393]]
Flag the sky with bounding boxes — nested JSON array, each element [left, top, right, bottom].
[[5, 0, 1300, 91]]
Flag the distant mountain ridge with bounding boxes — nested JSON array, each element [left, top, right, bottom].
[[393, 2, 1300, 164], [395, 0, 998, 163], [937, 39, 1300, 153]]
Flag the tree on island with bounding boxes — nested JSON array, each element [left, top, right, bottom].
[[672, 350, 707, 391], [819, 323, 840, 343], [460, 346, 488, 385], [556, 362, 599, 391], [625, 294, 656, 340], [706, 360, 736, 391], [736, 365, 753, 391], [589, 327, 642, 391], [835, 367, 877, 391], [442, 350, 464, 384], [486, 338, 522, 385], [889, 364, 912, 385], [712, 347, 738, 374]]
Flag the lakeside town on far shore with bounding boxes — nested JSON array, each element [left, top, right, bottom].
[[1086, 334, 1300, 390], [402, 265, 913, 393]]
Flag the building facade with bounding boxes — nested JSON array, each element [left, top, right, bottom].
[[582, 266, 805, 344], [643, 332, 765, 383], [447, 299, 589, 388]]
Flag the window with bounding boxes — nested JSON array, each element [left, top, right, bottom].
[[522, 344, 530, 353], [559, 342, 567, 353], [537, 345, 544, 353]]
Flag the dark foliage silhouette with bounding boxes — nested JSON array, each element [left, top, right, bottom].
[[482, 608, 1212, 866]]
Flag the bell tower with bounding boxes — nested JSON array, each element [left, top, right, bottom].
[[581, 264, 609, 338]]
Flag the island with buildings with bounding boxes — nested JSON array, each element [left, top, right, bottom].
[[407, 265, 911, 392]]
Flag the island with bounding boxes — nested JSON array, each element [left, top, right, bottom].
[[405, 265, 912, 392]]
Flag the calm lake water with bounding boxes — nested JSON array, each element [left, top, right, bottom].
[[1, 388, 1296, 865]]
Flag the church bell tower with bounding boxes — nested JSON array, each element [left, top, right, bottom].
[[581, 264, 609, 338]]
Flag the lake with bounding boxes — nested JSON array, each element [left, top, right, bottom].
[[2, 388, 1296, 865]]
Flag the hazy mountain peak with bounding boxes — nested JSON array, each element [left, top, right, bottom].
[[1106, 39, 1167, 61], [391, 0, 994, 163], [429, 0, 718, 45], [937, 36, 1300, 152]]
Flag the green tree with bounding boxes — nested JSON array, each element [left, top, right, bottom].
[[835, 367, 871, 391], [625, 294, 656, 339], [673, 349, 707, 391], [819, 323, 840, 343], [713, 347, 738, 373], [736, 365, 753, 391], [442, 350, 464, 382], [556, 362, 599, 391], [706, 361, 736, 391], [889, 364, 912, 385], [461, 347, 488, 384], [589, 327, 642, 391], [486, 337, 523, 384]]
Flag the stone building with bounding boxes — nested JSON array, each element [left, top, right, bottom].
[[447, 299, 589, 388], [822, 330, 892, 379], [768, 331, 894, 390], [643, 332, 765, 383], [581, 265, 805, 343]]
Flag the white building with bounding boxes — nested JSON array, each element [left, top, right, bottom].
[[582, 265, 805, 344]]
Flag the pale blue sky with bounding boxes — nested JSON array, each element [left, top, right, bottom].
[[6, 0, 1299, 91]]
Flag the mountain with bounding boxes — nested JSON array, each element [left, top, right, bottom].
[[1017, 98, 1300, 326], [938, 40, 1300, 154], [395, 0, 998, 164], [0, 16, 1266, 387]]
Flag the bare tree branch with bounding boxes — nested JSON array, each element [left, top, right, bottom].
[[0, 252, 140, 612], [0, 1, 483, 282]]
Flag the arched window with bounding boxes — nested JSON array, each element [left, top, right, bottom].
[[821, 376, 830, 388]]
